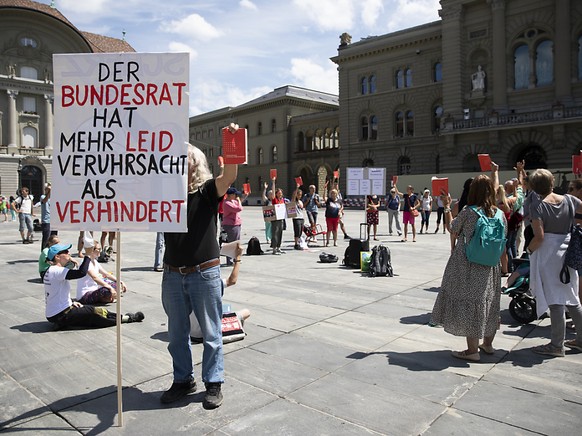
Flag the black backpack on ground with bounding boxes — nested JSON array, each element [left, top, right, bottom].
[[246, 237, 263, 255], [319, 252, 338, 263], [369, 244, 393, 277], [343, 238, 370, 268]]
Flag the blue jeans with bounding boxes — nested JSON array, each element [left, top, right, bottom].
[[506, 229, 518, 271], [154, 232, 164, 268], [161, 265, 224, 384]]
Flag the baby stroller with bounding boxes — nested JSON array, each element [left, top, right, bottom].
[[503, 256, 537, 324]]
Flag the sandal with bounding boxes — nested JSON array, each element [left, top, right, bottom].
[[478, 344, 495, 355], [564, 339, 582, 352], [401, 239, 407, 242], [532, 343, 565, 357], [451, 350, 480, 362]]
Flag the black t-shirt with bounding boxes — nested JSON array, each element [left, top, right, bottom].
[[164, 179, 221, 267]]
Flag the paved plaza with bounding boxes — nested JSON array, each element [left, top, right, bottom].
[[1, 208, 581, 435]]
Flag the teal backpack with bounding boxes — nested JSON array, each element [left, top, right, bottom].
[[465, 206, 506, 267]]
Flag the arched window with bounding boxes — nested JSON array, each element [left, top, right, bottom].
[[395, 69, 404, 89], [324, 128, 332, 149], [405, 68, 412, 87], [361, 77, 368, 95], [369, 75, 376, 93], [370, 115, 378, 140], [406, 111, 414, 136], [361, 116, 369, 140], [271, 118, 276, 133], [297, 131, 305, 152], [305, 130, 314, 151], [536, 40, 553, 86], [20, 37, 37, 48], [434, 62, 442, 82], [395, 112, 404, 137], [362, 158, 374, 167], [271, 145, 278, 163], [578, 35, 582, 80], [514, 44, 529, 89], [20, 66, 38, 80], [332, 127, 339, 148], [433, 105, 443, 133], [397, 156, 411, 175], [22, 126, 37, 148], [463, 154, 480, 172], [257, 147, 264, 164], [314, 129, 323, 150]]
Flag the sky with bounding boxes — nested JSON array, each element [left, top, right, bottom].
[[52, 0, 441, 116]]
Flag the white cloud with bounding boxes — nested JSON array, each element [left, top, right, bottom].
[[168, 42, 198, 60], [239, 0, 258, 11], [293, 0, 355, 31], [57, 0, 111, 14], [288, 58, 338, 95], [189, 80, 272, 116], [361, 0, 384, 28], [160, 14, 223, 42], [386, 0, 440, 32]]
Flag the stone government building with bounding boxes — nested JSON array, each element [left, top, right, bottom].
[[2, 0, 582, 201]]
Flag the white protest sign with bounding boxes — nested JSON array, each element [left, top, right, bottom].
[[346, 167, 386, 196], [347, 167, 364, 180], [347, 179, 360, 196], [360, 180, 371, 195], [52, 53, 189, 232], [372, 179, 384, 195], [368, 168, 385, 180]]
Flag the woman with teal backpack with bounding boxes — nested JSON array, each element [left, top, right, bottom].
[[430, 162, 507, 362]]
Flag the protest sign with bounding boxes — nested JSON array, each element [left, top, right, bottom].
[[243, 183, 251, 195], [478, 154, 492, 172], [270, 169, 277, 180], [294, 176, 303, 186], [52, 53, 189, 232], [285, 202, 298, 218], [262, 205, 276, 222], [573, 155, 582, 176], [222, 127, 247, 164], [431, 177, 449, 196]]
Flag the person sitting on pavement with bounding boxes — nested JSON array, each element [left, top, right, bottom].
[[76, 241, 126, 305], [44, 243, 143, 330], [39, 234, 60, 280]]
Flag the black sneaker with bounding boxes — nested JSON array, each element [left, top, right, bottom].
[[125, 311, 145, 323], [203, 382, 223, 409], [160, 379, 197, 404], [344, 234, 350, 239]]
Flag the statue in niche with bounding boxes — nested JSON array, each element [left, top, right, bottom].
[[44, 68, 50, 83], [7, 63, 16, 78], [339, 32, 352, 47], [471, 65, 486, 91]]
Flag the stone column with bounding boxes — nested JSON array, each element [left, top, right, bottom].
[[439, 3, 464, 119], [488, 0, 507, 111], [7, 90, 18, 153], [44, 94, 54, 151], [554, 0, 571, 102]]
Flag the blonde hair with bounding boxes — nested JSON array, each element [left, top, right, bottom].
[[187, 144, 213, 193], [528, 169, 554, 196]]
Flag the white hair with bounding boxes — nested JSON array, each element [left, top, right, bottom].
[[187, 144, 213, 193]]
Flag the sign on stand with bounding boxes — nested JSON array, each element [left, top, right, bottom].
[[346, 167, 386, 196]]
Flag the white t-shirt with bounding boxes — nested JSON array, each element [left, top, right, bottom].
[[76, 259, 101, 300], [16, 195, 33, 214], [44, 265, 72, 318], [422, 196, 432, 211]]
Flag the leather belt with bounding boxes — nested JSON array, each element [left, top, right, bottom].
[[165, 258, 220, 275]]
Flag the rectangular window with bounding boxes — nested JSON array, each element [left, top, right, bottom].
[[23, 96, 36, 113]]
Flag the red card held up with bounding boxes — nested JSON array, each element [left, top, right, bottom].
[[270, 169, 277, 180], [243, 183, 251, 195], [295, 176, 303, 186], [431, 177, 449, 197], [392, 176, 398, 186], [333, 170, 339, 179], [572, 155, 582, 175], [478, 154, 492, 172], [222, 128, 248, 164]]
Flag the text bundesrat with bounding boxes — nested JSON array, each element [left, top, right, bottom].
[[55, 199, 186, 224]]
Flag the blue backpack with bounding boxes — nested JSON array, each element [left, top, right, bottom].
[[465, 206, 506, 267]]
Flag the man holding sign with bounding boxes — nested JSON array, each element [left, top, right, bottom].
[[160, 134, 238, 408]]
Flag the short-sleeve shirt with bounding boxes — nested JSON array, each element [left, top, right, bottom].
[[531, 194, 581, 235], [402, 193, 418, 212], [303, 193, 320, 212], [40, 195, 50, 223], [16, 195, 33, 214], [387, 195, 400, 211], [76, 259, 101, 300], [325, 198, 341, 218], [164, 179, 221, 267], [44, 265, 73, 317]]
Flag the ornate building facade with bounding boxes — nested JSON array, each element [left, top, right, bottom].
[[0, 0, 133, 198]]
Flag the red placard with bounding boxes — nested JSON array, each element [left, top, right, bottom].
[[333, 170, 339, 180], [431, 177, 449, 197], [243, 183, 251, 195], [294, 176, 303, 186], [270, 169, 277, 180], [573, 155, 582, 176], [478, 154, 492, 172], [222, 127, 248, 164]]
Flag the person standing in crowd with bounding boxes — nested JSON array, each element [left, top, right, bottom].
[[270, 177, 286, 255], [504, 167, 526, 271], [261, 182, 273, 244], [14, 187, 34, 244], [567, 179, 582, 312], [366, 194, 380, 240], [332, 181, 350, 239], [153, 232, 164, 272], [40, 183, 57, 249], [496, 185, 512, 275], [527, 169, 582, 357], [291, 183, 305, 250], [0, 196, 7, 222], [44, 243, 143, 329], [434, 191, 446, 234], [100, 232, 116, 256], [395, 185, 420, 242], [222, 187, 247, 265], [386, 188, 402, 236], [419, 189, 433, 234], [431, 164, 505, 362], [324, 187, 343, 247], [160, 140, 237, 408], [303, 185, 321, 229], [8, 195, 17, 221], [452, 178, 473, 218]]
